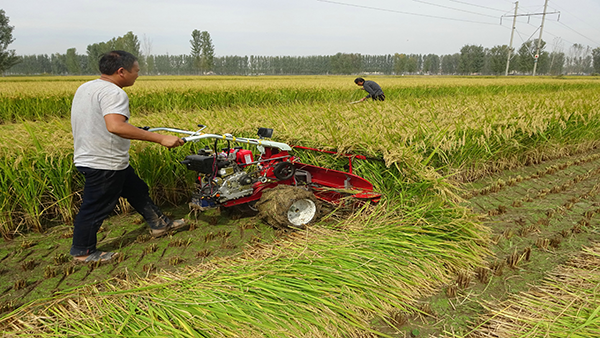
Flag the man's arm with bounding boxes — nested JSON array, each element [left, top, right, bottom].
[[104, 114, 184, 148], [362, 82, 376, 98], [359, 83, 373, 101]]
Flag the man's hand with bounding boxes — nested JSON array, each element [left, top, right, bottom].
[[160, 135, 185, 148], [359, 97, 366, 102]]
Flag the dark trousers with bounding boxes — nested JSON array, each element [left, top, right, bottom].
[[70, 166, 170, 256], [372, 94, 385, 101]]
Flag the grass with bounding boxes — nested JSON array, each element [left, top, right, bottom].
[[0, 204, 279, 314]]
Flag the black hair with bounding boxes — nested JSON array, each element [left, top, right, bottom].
[[354, 77, 365, 84], [99, 50, 138, 75]]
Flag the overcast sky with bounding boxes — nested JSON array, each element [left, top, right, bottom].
[[3, 0, 600, 57]]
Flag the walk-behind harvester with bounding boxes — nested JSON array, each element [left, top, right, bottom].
[[147, 125, 382, 229]]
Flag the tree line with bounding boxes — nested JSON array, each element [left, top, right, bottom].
[[2, 15, 600, 77]]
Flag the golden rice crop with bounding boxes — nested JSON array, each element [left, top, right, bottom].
[[1, 75, 599, 123], [1, 76, 600, 236], [1, 75, 599, 336]]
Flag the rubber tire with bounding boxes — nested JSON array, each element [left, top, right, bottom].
[[256, 185, 320, 229]]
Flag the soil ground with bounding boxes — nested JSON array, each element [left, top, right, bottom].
[[2, 148, 600, 337], [0, 205, 280, 314], [380, 147, 600, 337]]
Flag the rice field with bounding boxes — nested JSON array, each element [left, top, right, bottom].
[[472, 243, 600, 337], [1, 75, 600, 337]]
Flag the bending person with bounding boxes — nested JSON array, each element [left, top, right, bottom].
[[354, 77, 385, 101]]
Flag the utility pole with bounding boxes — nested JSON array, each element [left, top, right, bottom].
[[532, 0, 549, 76], [505, 2, 518, 76], [501, 1, 559, 76]]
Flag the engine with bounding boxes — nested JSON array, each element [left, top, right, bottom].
[[181, 146, 256, 209]]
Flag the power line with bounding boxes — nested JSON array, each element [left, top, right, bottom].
[[556, 21, 600, 47], [317, 0, 498, 25], [447, 0, 507, 13], [503, 11, 559, 18], [517, 19, 581, 49], [520, 13, 599, 48], [515, 2, 600, 49], [412, 0, 498, 19], [541, 29, 577, 48], [548, 1, 600, 37]]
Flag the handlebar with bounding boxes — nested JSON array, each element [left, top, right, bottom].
[[145, 126, 292, 151]]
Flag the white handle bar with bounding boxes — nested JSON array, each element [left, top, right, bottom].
[[147, 127, 292, 151]]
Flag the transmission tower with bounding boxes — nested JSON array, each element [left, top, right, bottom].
[[502, 0, 560, 76]]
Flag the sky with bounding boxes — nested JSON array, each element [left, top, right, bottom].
[[3, 0, 600, 57]]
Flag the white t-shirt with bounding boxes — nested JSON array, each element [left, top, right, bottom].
[[71, 79, 131, 170]]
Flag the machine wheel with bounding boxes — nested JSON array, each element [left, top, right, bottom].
[[273, 162, 295, 180], [256, 185, 320, 229]]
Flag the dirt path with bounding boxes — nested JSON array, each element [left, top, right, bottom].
[[392, 148, 600, 337]]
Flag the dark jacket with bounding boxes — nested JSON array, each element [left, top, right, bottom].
[[362, 80, 384, 99]]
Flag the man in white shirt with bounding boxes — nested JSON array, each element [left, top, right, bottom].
[[71, 50, 186, 263]]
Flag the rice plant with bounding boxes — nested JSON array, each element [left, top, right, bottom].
[[0, 183, 489, 336], [1, 76, 600, 237], [0, 75, 599, 336]]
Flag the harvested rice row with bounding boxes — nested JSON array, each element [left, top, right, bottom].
[[0, 196, 489, 337], [470, 243, 600, 338]]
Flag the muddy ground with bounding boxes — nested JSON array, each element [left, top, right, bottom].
[[382, 147, 600, 337], [2, 148, 600, 337], [0, 205, 279, 314]]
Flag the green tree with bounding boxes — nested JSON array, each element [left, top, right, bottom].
[[113, 31, 141, 56], [190, 29, 202, 73], [565, 43, 592, 75], [393, 53, 407, 74], [458, 45, 485, 74], [86, 32, 141, 74], [113, 31, 143, 70], [154, 54, 172, 74], [170, 55, 184, 75], [86, 42, 108, 74], [65, 48, 81, 75], [548, 51, 565, 75], [330, 53, 361, 74], [517, 40, 549, 74], [51, 53, 67, 75], [362, 54, 393, 74], [146, 55, 156, 75], [0, 10, 20, 74], [441, 54, 460, 74], [422, 54, 440, 74], [190, 30, 215, 74], [517, 41, 534, 74], [200, 31, 214, 73], [593, 47, 600, 74], [405, 55, 420, 74], [488, 45, 512, 75]]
